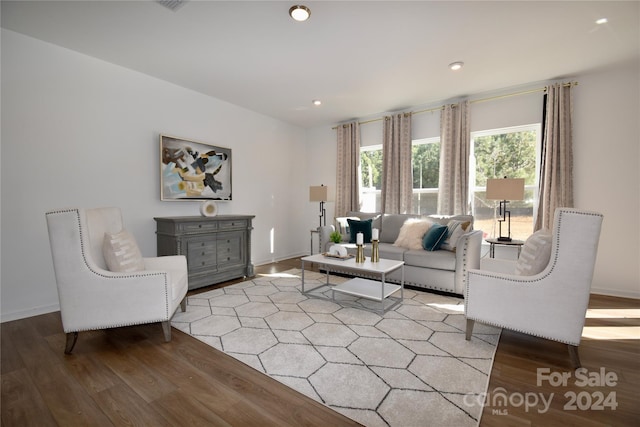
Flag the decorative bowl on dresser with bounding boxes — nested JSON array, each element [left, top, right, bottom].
[[154, 215, 254, 290]]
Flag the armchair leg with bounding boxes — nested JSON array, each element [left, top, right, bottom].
[[465, 319, 475, 341], [64, 332, 78, 354], [161, 321, 171, 342], [180, 297, 187, 312], [568, 345, 581, 369]]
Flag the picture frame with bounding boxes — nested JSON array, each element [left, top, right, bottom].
[[160, 134, 232, 201]]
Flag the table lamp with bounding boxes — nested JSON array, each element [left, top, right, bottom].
[[486, 177, 525, 242], [309, 185, 328, 227]]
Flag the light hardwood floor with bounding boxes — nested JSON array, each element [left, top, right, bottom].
[[2, 257, 638, 426]]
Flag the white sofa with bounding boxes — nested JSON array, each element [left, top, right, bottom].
[[319, 212, 483, 295]]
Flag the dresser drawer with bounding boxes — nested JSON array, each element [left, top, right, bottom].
[[217, 219, 248, 230], [217, 232, 243, 264], [178, 220, 219, 233], [186, 238, 217, 271]]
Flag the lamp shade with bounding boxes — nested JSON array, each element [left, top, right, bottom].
[[309, 185, 328, 202], [486, 178, 525, 201]]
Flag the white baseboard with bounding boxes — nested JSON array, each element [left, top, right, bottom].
[[1, 303, 60, 323], [253, 251, 309, 267], [590, 288, 640, 300]]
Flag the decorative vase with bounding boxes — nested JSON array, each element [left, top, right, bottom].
[[355, 244, 365, 263], [371, 239, 379, 262], [199, 200, 218, 217], [329, 245, 347, 257]]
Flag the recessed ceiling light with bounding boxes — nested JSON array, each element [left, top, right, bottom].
[[312, 99, 322, 106], [289, 5, 311, 22], [449, 61, 464, 71], [595, 18, 608, 25]]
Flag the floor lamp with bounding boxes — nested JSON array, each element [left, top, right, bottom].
[[486, 178, 525, 242], [309, 185, 328, 228]]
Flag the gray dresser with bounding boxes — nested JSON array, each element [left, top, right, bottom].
[[154, 215, 254, 290]]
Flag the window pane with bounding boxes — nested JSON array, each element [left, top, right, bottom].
[[360, 146, 383, 212], [412, 191, 438, 215], [360, 148, 382, 190], [411, 138, 440, 215], [412, 142, 440, 189], [471, 126, 539, 241]]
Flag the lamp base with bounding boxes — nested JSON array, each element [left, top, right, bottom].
[[497, 236, 512, 242]]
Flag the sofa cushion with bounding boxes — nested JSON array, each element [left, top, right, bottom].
[[515, 230, 553, 276], [441, 220, 472, 252], [380, 214, 421, 243], [393, 218, 433, 250], [347, 218, 373, 243], [376, 243, 407, 261], [422, 224, 448, 251], [103, 229, 145, 272], [428, 214, 474, 227], [404, 248, 456, 271]]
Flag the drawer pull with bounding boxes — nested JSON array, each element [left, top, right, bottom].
[[198, 224, 202, 228], [227, 257, 230, 261], [202, 252, 205, 256], [227, 239, 230, 243]]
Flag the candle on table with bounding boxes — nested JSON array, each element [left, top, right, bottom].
[[372, 228, 379, 240], [356, 232, 363, 245]]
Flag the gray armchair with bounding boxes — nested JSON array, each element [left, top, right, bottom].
[[465, 208, 603, 368], [46, 207, 188, 353]]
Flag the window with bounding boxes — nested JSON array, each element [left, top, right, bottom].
[[360, 145, 382, 212], [359, 138, 441, 214], [470, 124, 541, 241], [411, 137, 440, 214]]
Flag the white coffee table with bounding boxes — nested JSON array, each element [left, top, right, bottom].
[[300, 254, 404, 313]]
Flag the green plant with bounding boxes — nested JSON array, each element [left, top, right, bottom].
[[329, 231, 342, 244]]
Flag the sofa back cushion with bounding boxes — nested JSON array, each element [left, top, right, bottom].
[[380, 214, 421, 243], [428, 214, 474, 227]]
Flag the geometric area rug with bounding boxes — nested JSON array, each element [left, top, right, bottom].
[[171, 269, 501, 427]]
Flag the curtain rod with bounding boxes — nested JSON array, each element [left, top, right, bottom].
[[333, 81, 578, 129]]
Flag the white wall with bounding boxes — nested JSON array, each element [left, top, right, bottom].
[[1, 29, 310, 321], [572, 59, 640, 298], [306, 60, 640, 299]]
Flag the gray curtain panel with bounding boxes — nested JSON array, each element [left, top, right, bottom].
[[437, 100, 470, 215], [382, 112, 413, 214], [335, 122, 361, 217], [535, 83, 575, 230]]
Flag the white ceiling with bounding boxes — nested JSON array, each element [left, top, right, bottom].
[[2, 1, 638, 128]]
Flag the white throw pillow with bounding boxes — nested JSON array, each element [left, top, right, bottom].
[[393, 218, 433, 250], [440, 220, 472, 252], [335, 216, 359, 240], [515, 230, 553, 276], [103, 229, 145, 272]]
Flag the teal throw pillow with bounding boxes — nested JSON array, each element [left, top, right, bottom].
[[347, 218, 373, 243], [422, 224, 448, 251]]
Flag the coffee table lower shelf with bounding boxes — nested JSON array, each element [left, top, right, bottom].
[[332, 277, 403, 312]]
